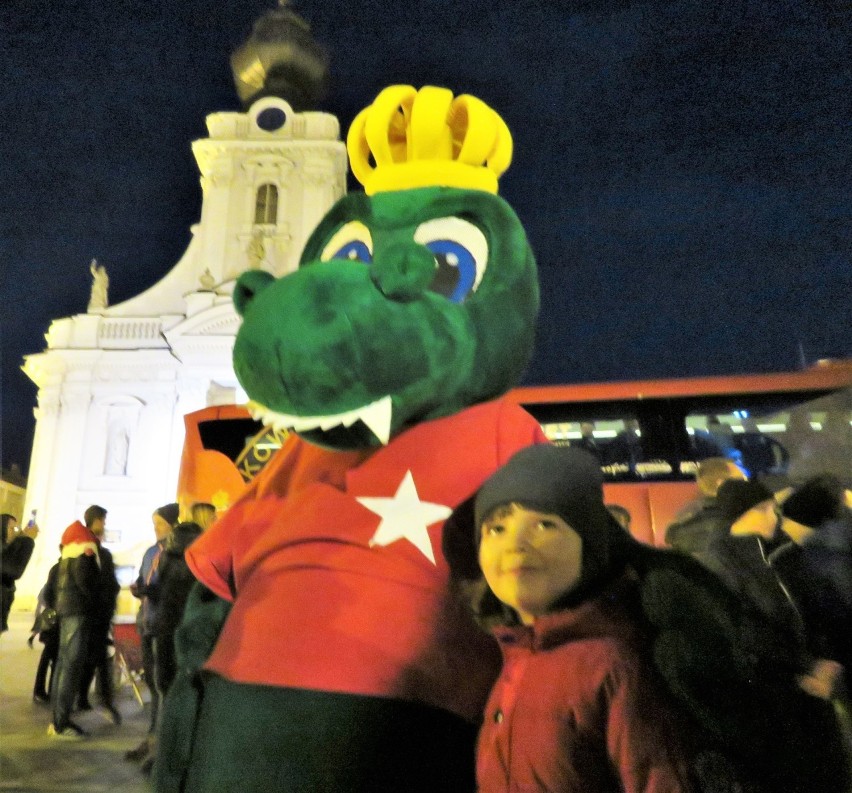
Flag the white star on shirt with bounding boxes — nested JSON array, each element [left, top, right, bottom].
[[357, 470, 452, 565]]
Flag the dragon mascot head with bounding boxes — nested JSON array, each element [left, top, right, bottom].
[[232, 85, 538, 449], [157, 86, 546, 793]]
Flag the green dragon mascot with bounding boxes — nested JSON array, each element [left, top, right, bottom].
[[156, 85, 546, 792]]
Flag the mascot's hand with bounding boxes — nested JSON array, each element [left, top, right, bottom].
[[154, 582, 232, 793], [173, 582, 232, 672]]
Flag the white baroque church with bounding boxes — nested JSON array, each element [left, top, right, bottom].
[[16, 3, 344, 606]]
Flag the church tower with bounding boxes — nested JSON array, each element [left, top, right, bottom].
[[18, 2, 346, 604]]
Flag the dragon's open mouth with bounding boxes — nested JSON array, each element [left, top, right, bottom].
[[246, 395, 393, 445]]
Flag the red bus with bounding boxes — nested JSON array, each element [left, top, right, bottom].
[[177, 360, 852, 544], [507, 359, 852, 545]]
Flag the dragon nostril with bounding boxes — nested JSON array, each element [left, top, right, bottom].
[[234, 270, 275, 316], [371, 244, 435, 302]]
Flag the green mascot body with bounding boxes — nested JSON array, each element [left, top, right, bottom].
[[156, 86, 546, 792]]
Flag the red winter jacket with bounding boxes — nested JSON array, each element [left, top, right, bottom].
[[477, 572, 694, 793]]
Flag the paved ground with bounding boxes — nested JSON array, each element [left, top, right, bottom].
[[0, 611, 153, 792]]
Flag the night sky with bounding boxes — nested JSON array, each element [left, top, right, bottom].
[[2, 0, 850, 473]]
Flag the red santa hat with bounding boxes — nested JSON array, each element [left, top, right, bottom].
[[61, 520, 98, 560]]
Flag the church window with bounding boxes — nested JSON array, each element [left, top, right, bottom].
[[255, 184, 279, 225]]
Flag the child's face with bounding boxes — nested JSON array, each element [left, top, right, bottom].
[[479, 502, 583, 625]]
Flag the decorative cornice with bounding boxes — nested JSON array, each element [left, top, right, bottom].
[[165, 302, 241, 340]]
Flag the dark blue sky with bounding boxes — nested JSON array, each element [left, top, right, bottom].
[[2, 0, 850, 472]]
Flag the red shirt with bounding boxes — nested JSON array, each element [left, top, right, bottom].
[[187, 397, 547, 721]]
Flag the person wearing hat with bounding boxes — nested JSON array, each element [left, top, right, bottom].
[[665, 457, 747, 562], [48, 507, 103, 738], [770, 475, 852, 704], [701, 479, 803, 639], [704, 478, 852, 786], [449, 445, 700, 792], [126, 502, 179, 763], [77, 504, 121, 725]]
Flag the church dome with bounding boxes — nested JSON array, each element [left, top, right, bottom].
[[230, 1, 329, 111]]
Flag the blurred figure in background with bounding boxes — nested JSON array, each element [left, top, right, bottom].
[[190, 502, 217, 531], [30, 549, 61, 704], [125, 502, 179, 763], [77, 507, 121, 724], [605, 503, 632, 532], [1, 512, 39, 632], [50, 508, 102, 738], [573, 421, 602, 462], [735, 417, 788, 478], [603, 418, 643, 473], [665, 457, 746, 560]]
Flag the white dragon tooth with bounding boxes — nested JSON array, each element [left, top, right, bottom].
[[358, 396, 392, 445], [340, 409, 360, 428], [247, 396, 393, 444]]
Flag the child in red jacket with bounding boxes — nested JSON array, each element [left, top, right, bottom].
[[460, 445, 695, 792]]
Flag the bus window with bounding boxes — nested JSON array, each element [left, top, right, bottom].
[[686, 388, 851, 484], [506, 361, 852, 543], [687, 410, 788, 478], [535, 409, 684, 482]]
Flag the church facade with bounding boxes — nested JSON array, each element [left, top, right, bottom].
[[18, 87, 345, 604]]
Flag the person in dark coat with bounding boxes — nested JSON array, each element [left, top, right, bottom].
[[701, 478, 851, 790], [770, 475, 852, 703], [78, 507, 121, 724], [572, 421, 603, 462], [139, 521, 204, 777], [148, 521, 203, 697], [703, 480, 803, 641], [125, 502, 179, 764], [49, 509, 103, 738], [30, 556, 60, 703], [1, 512, 39, 632], [665, 458, 746, 560]]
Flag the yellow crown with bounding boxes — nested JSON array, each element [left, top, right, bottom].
[[346, 85, 513, 195]]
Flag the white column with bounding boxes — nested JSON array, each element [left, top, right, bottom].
[[16, 388, 91, 608]]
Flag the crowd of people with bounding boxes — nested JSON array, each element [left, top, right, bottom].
[[4, 439, 851, 792], [4, 499, 215, 780]]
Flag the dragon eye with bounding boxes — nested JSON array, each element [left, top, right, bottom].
[[320, 221, 373, 264], [413, 217, 488, 303]]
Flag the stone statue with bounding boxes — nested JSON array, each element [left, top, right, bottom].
[[88, 259, 109, 311], [104, 421, 129, 476], [247, 231, 267, 270]]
